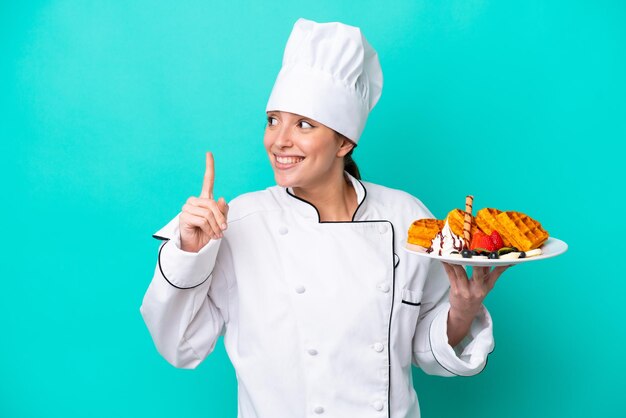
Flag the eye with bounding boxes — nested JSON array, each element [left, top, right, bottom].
[[266, 116, 278, 126], [299, 120, 313, 129]]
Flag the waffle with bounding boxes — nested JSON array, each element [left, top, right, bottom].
[[475, 208, 513, 247], [446, 208, 479, 239], [407, 219, 444, 249], [496, 211, 549, 251]]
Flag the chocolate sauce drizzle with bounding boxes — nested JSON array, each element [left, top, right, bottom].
[[429, 229, 464, 256]]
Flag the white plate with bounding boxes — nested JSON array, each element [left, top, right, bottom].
[[402, 237, 568, 266]]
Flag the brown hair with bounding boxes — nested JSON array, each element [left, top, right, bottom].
[[344, 148, 360, 180]]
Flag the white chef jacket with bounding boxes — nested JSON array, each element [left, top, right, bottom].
[[140, 171, 495, 418]]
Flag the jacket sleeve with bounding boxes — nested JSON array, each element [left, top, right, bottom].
[[139, 213, 230, 369], [411, 259, 494, 376]]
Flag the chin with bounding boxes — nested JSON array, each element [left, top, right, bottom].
[[273, 168, 308, 189], [274, 174, 295, 188]]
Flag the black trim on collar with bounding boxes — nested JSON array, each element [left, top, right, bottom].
[[286, 188, 322, 220], [351, 178, 367, 221], [157, 240, 212, 290], [152, 234, 169, 241], [285, 177, 368, 223]]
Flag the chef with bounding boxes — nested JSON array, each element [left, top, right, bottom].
[[140, 17, 509, 418]]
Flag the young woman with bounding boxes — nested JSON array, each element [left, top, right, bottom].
[[140, 18, 508, 418]]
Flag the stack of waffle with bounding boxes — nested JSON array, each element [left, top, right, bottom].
[[407, 207, 548, 252], [406, 219, 444, 251]]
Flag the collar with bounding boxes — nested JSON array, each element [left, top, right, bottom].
[[284, 171, 367, 222]]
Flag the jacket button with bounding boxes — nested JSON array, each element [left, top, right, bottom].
[[377, 283, 390, 293], [373, 342, 384, 352], [378, 224, 388, 234], [308, 348, 318, 356], [278, 226, 288, 235], [372, 400, 384, 411], [313, 406, 324, 414], [295, 285, 306, 294]]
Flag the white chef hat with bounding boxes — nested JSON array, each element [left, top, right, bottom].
[[265, 18, 383, 144]]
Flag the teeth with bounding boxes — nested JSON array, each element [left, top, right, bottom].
[[276, 156, 304, 164]]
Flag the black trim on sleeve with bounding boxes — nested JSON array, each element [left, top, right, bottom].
[[401, 300, 421, 306], [426, 307, 495, 377], [157, 240, 212, 290], [152, 234, 170, 241]]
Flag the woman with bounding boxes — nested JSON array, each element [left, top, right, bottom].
[[140, 18, 508, 418]]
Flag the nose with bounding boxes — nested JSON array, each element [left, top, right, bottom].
[[274, 126, 293, 148]]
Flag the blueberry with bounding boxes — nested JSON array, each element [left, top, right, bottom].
[[461, 249, 472, 258], [519, 251, 526, 258], [488, 252, 499, 259]]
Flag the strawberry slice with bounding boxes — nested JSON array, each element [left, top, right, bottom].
[[470, 231, 496, 252], [490, 230, 505, 251], [469, 231, 486, 250]]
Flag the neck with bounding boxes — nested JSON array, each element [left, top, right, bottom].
[[292, 170, 358, 222]]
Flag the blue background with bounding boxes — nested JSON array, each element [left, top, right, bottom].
[[2, 1, 624, 417]]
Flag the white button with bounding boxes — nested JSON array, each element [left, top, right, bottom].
[[278, 226, 288, 235], [378, 224, 388, 234], [372, 400, 384, 411], [377, 283, 390, 293], [373, 342, 384, 352], [308, 348, 318, 356], [314, 406, 324, 414], [295, 285, 306, 294]]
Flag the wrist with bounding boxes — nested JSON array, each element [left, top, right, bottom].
[[448, 306, 480, 326]]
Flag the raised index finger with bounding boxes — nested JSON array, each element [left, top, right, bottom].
[[200, 151, 214, 199]]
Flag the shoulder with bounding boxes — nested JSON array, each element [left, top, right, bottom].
[[361, 179, 435, 220], [227, 185, 284, 222]]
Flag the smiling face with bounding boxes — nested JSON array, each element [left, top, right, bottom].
[[263, 110, 355, 189]]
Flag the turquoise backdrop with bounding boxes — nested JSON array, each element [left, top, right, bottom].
[[2, 1, 624, 417]]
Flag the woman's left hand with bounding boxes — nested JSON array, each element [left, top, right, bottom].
[[441, 263, 511, 346]]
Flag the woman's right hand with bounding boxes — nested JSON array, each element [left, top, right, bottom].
[[179, 152, 229, 253]]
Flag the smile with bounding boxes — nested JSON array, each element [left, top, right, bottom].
[[275, 154, 305, 169]]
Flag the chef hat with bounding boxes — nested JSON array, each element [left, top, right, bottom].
[[265, 18, 383, 144]]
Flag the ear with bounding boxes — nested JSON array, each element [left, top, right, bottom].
[[336, 136, 356, 158]]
